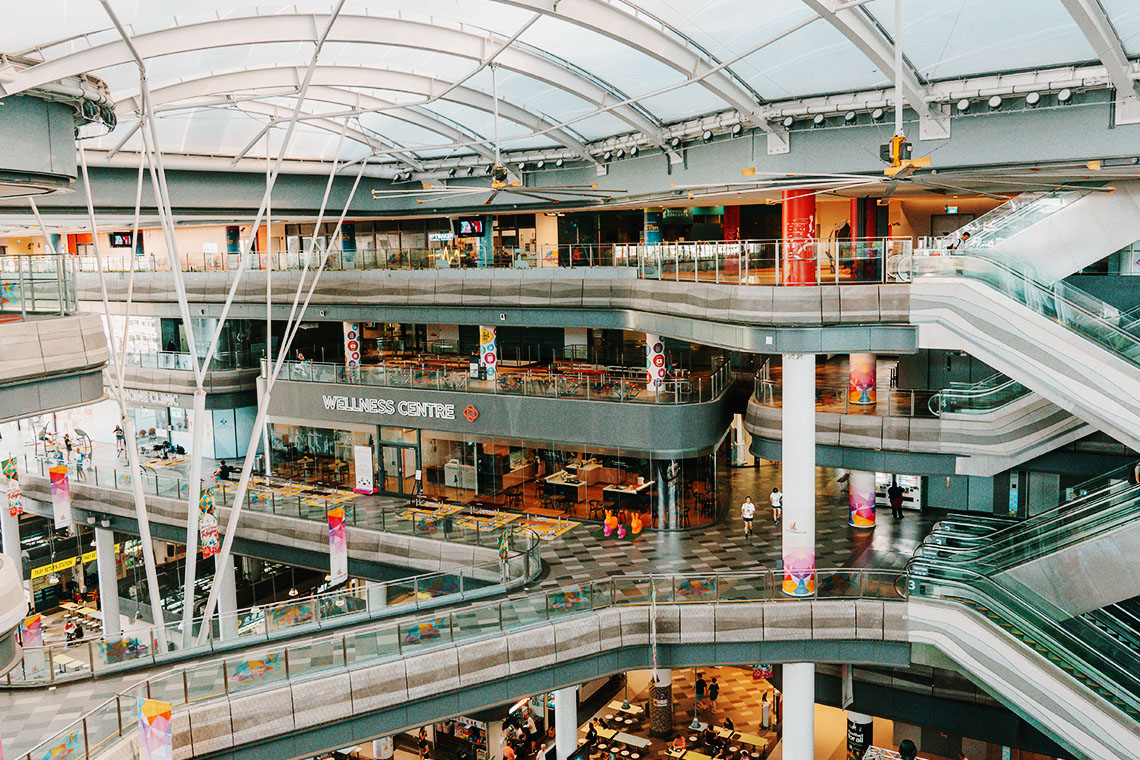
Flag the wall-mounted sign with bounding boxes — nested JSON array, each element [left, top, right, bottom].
[[122, 388, 181, 408], [429, 231, 454, 242], [322, 395, 476, 422]]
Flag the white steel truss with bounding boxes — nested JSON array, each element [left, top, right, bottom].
[[1059, 0, 1140, 124]]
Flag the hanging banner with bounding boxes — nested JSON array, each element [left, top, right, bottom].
[[48, 465, 72, 530], [328, 506, 348, 585], [137, 698, 174, 760], [3, 457, 21, 517], [353, 444, 375, 494], [645, 334, 666, 389], [841, 664, 854, 708], [199, 487, 220, 559], [344, 322, 361, 382], [20, 614, 42, 648], [479, 326, 497, 380]]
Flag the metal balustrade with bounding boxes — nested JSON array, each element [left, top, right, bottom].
[[0, 254, 78, 317], [753, 376, 937, 419]]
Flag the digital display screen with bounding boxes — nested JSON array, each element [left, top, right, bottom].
[[109, 232, 134, 248], [457, 218, 483, 236]]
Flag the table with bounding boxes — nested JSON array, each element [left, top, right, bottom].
[[545, 472, 586, 503], [602, 482, 652, 510], [524, 506, 566, 518], [665, 750, 712, 760], [712, 728, 768, 751], [579, 727, 650, 749], [607, 701, 645, 715]]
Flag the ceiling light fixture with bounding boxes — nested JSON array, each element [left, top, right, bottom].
[[956, 98, 971, 113], [1025, 91, 1041, 107], [844, 111, 857, 124], [603, 150, 613, 161], [1058, 88, 1073, 104], [669, 136, 682, 149], [616, 148, 625, 159], [555, 158, 565, 167], [466, 166, 476, 176], [782, 116, 794, 129], [701, 129, 713, 142], [987, 95, 1002, 111], [629, 146, 639, 157], [812, 114, 825, 127], [536, 160, 545, 169], [730, 123, 743, 137], [871, 108, 884, 123], [448, 167, 457, 177]]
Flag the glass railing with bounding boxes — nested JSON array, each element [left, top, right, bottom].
[[909, 253, 1140, 368], [929, 373, 1030, 416], [3, 528, 539, 686], [753, 376, 937, 418], [0, 254, 78, 317], [122, 349, 262, 372], [18, 568, 906, 760], [273, 358, 733, 405], [947, 189, 1089, 251], [908, 562, 1140, 721]]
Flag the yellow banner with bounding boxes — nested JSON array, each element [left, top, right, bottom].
[[30, 543, 120, 580]]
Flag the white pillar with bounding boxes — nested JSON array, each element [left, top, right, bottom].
[[95, 526, 121, 637], [372, 736, 394, 760], [344, 322, 361, 382], [781, 353, 815, 596], [217, 555, 238, 640], [781, 662, 815, 760], [488, 720, 505, 760], [554, 685, 578, 760], [646, 334, 665, 393]]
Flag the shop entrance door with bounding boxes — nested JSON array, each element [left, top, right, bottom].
[[378, 442, 420, 497]]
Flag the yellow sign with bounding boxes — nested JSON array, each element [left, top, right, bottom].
[[30, 543, 120, 580]]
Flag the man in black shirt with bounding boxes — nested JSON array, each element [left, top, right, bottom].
[[887, 482, 905, 519]]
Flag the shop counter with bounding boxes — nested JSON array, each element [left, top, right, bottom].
[[565, 460, 602, 485], [545, 472, 586, 503], [602, 481, 652, 510]]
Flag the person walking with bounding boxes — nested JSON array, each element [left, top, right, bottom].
[[769, 487, 782, 523], [63, 434, 73, 463], [695, 672, 707, 704], [740, 497, 755, 537], [888, 480, 905, 519], [707, 677, 720, 712], [114, 425, 125, 454]]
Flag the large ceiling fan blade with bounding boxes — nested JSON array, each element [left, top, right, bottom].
[[911, 179, 1008, 201], [484, 190, 502, 205]]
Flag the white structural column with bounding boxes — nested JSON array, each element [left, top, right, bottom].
[[94, 527, 121, 638], [0, 506, 20, 574], [216, 555, 239, 640], [781, 353, 815, 596], [553, 685, 578, 760], [372, 737, 394, 760], [782, 663, 815, 760]]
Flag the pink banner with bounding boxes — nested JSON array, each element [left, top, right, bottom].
[[19, 615, 42, 648], [199, 487, 220, 559], [328, 506, 347, 585], [3, 458, 20, 517], [137, 698, 173, 760], [49, 465, 72, 530]]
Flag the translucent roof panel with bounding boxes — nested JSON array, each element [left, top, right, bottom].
[[3, 0, 1139, 167]]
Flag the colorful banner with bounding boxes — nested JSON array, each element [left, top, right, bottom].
[[848, 470, 877, 529], [199, 487, 220, 559], [344, 322, 361, 382], [229, 652, 281, 683], [781, 518, 816, 597], [49, 465, 72, 530], [3, 457, 20, 517], [402, 617, 445, 645], [1, 457, 16, 480], [328, 506, 348, 585], [478, 326, 497, 380], [37, 729, 80, 760], [100, 636, 149, 665], [138, 698, 173, 760], [20, 614, 42, 648], [266, 600, 315, 631], [848, 353, 877, 405], [645, 333, 666, 389], [353, 444, 375, 494]]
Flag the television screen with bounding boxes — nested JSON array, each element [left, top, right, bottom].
[[457, 218, 484, 236], [109, 232, 134, 249]]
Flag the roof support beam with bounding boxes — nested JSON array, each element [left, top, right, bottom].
[[1059, 0, 1140, 124], [800, 0, 950, 140]]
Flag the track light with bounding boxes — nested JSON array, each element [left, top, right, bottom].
[[288, 587, 298, 597], [1025, 91, 1041, 107], [603, 150, 613, 161], [555, 158, 564, 167], [987, 95, 1002, 111], [782, 116, 794, 129], [517, 162, 526, 171], [466, 166, 476, 176], [956, 98, 971, 113], [616, 148, 625, 159], [844, 111, 857, 124], [485, 165, 493, 174], [730, 123, 743, 137], [701, 129, 713, 142], [871, 108, 884, 123], [536, 160, 545, 169], [448, 167, 457, 177], [629, 146, 639, 157], [669, 136, 682, 149], [1058, 88, 1073, 104], [812, 114, 825, 128]]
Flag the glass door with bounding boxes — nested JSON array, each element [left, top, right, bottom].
[[378, 442, 420, 497]]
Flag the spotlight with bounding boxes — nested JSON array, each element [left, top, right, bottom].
[[448, 167, 457, 177], [485, 165, 494, 174], [669, 136, 682, 149], [1058, 88, 1073, 103], [629, 146, 639, 157], [844, 111, 857, 124], [616, 148, 625, 159], [466, 166, 476, 176], [812, 114, 825, 127], [536, 160, 545, 169], [555, 158, 565, 167], [987, 95, 1002, 111], [956, 98, 971, 113], [782, 116, 794, 129], [1025, 91, 1041, 107], [871, 108, 885, 123], [701, 129, 713, 142], [517, 162, 526, 171], [603, 150, 613, 161], [730, 123, 743, 137]]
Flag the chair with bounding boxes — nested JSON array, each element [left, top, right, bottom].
[[588, 500, 605, 520], [681, 504, 692, 528]]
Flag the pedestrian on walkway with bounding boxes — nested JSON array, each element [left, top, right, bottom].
[[114, 425, 125, 454], [769, 487, 782, 523], [64, 434, 73, 463], [888, 481, 905, 519], [696, 672, 707, 703], [740, 497, 755, 537], [708, 677, 720, 711]]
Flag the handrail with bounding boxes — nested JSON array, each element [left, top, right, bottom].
[[752, 376, 938, 419], [0, 253, 78, 317], [274, 357, 733, 406], [19, 567, 906, 760], [928, 374, 1029, 417]]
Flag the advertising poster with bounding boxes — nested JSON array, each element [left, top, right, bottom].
[[199, 487, 220, 559], [353, 444, 375, 494], [4, 459, 20, 516], [645, 334, 666, 389], [328, 506, 348, 585], [229, 652, 281, 683], [49, 465, 72, 530], [344, 322, 361, 382], [845, 712, 872, 760], [266, 600, 315, 631], [478, 326, 497, 380], [137, 698, 173, 760]]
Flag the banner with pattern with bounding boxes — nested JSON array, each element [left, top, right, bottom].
[[199, 487, 219, 558], [328, 505, 348, 585], [49, 465, 72, 530], [137, 698, 173, 760]]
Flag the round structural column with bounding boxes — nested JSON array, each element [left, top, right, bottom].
[[781, 353, 816, 596], [344, 322, 362, 382], [848, 470, 877, 529], [95, 526, 121, 638], [648, 669, 674, 738], [554, 686, 578, 760], [848, 354, 876, 405], [216, 555, 239, 640], [846, 711, 873, 759], [782, 190, 817, 285], [781, 663, 815, 760]]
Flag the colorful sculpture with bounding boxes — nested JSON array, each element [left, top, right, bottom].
[[603, 510, 618, 536]]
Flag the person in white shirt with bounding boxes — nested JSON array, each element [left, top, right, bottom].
[[770, 487, 782, 522], [740, 496, 756, 537]]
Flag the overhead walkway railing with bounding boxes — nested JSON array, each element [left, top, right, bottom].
[[19, 568, 906, 760], [0, 254, 78, 317], [928, 373, 1030, 416], [2, 529, 540, 687], [122, 348, 262, 372], [753, 375, 937, 418], [273, 357, 732, 405]]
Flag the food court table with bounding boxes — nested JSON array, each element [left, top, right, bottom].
[[713, 728, 768, 751], [607, 701, 645, 715], [579, 727, 650, 750], [666, 749, 712, 760]]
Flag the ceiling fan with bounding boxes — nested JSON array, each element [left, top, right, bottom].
[[370, 65, 626, 207]]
